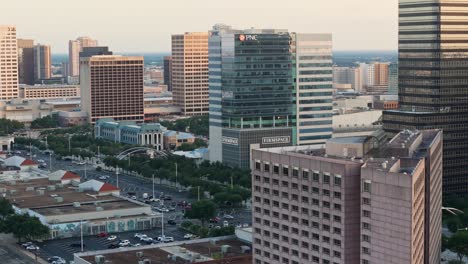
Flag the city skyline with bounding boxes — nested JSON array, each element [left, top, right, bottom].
[[1, 0, 398, 53]]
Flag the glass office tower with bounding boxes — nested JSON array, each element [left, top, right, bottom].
[[209, 25, 295, 168], [384, 0, 468, 196]]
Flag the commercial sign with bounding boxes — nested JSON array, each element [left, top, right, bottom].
[[239, 34, 258, 41], [222, 136, 239, 146], [262, 136, 291, 145]]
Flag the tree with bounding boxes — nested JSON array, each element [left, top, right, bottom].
[[0, 118, 24, 135], [3, 214, 49, 242], [0, 198, 14, 220], [447, 217, 461, 233], [184, 200, 216, 226], [31, 115, 59, 129], [448, 231, 468, 263]]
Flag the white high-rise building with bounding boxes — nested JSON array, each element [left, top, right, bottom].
[[0, 26, 19, 100], [293, 33, 333, 146], [68, 37, 98, 77]]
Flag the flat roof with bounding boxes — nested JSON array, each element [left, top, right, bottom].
[[78, 238, 251, 264], [327, 136, 369, 144], [0, 178, 146, 215]]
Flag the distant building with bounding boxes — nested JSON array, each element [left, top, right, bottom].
[[17, 39, 35, 85], [388, 63, 398, 95], [163, 130, 195, 150], [333, 66, 361, 91], [171, 32, 209, 116], [0, 26, 19, 100], [19, 84, 80, 99], [33, 44, 51, 82], [251, 129, 442, 264], [80, 55, 144, 123], [163, 56, 172, 91], [68, 36, 98, 77], [57, 111, 88, 127], [95, 118, 166, 150]]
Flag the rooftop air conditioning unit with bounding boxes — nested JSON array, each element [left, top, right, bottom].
[[136, 251, 144, 258], [9, 189, 16, 195], [221, 245, 231, 254], [96, 207, 103, 211], [36, 189, 44, 195], [25, 186, 34, 192], [56, 183, 63, 189], [47, 185, 56, 191], [95, 255, 105, 264], [54, 196, 63, 203], [73, 202, 81, 207], [9, 181, 16, 185]]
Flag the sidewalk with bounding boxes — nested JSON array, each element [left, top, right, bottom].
[[0, 234, 48, 264]]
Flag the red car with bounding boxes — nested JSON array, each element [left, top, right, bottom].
[[97, 232, 108, 238], [209, 217, 220, 223]]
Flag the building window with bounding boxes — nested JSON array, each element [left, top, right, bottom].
[[334, 191, 342, 199], [312, 171, 319, 182], [283, 166, 289, 176], [363, 180, 371, 192], [274, 164, 279, 174], [363, 222, 371, 230], [264, 163, 270, 172], [362, 247, 370, 255], [323, 174, 330, 184], [363, 210, 371, 218], [362, 234, 370, 242], [363, 197, 371, 205], [293, 168, 299, 177], [303, 170, 309, 180], [255, 161, 261, 170], [334, 175, 342, 186]]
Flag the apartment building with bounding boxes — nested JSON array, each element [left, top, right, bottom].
[[19, 84, 80, 99], [68, 36, 98, 77], [17, 39, 34, 85], [80, 55, 144, 123], [0, 26, 19, 100], [171, 32, 209, 116]]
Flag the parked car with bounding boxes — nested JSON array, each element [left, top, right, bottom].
[[138, 235, 149, 241], [183, 234, 193, 240], [141, 237, 154, 244], [131, 196, 137, 200], [168, 206, 176, 211], [162, 196, 172, 201], [97, 232, 108, 237], [209, 217, 220, 223], [132, 243, 141, 247], [223, 215, 234, 219], [108, 243, 118, 249], [118, 240, 130, 247], [26, 245, 39, 251], [134, 233, 145, 239], [107, 235, 117, 241], [48, 256, 66, 264], [21, 242, 34, 248], [167, 220, 177, 225], [98, 176, 109, 180], [162, 237, 174, 243]]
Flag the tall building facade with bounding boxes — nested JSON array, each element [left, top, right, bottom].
[[208, 25, 295, 168], [252, 130, 442, 264], [33, 44, 51, 82], [388, 63, 398, 95], [17, 39, 34, 85], [0, 26, 19, 100], [163, 56, 172, 91], [371, 62, 389, 86], [383, 0, 468, 196], [80, 55, 144, 123], [332, 66, 361, 91], [68, 36, 98, 77], [171, 32, 208, 116], [292, 34, 333, 146]]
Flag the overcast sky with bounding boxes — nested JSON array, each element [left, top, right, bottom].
[[1, 0, 398, 54]]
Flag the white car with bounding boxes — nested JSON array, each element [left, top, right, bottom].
[[118, 240, 130, 247], [242, 223, 249, 228], [132, 243, 141, 247], [183, 234, 193, 240], [107, 235, 117, 241], [48, 256, 66, 264], [77, 161, 86, 165], [21, 242, 34, 248], [223, 220, 229, 227], [37, 159, 45, 163], [134, 233, 145, 239], [141, 237, 154, 244], [98, 176, 108, 180], [26, 245, 39, 251], [131, 196, 137, 200], [138, 235, 149, 241], [162, 237, 174, 243], [223, 215, 234, 219]]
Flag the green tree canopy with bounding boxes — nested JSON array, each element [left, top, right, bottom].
[[0, 198, 14, 220], [3, 214, 49, 242], [448, 231, 468, 263], [31, 115, 59, 129], [0, 118, 24, 135], [184, 200, 216, 226]]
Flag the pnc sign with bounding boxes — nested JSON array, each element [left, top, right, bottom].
[[239, 34, 258, 41]]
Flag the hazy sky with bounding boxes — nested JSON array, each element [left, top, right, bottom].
[[2, 0, 398, 54]]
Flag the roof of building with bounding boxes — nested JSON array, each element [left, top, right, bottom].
[[327, 136, 369, 144], [79, 180, 120, 193], [164, 130, 195, 140], [4, 156, 38, 167], [76, 237, 252, 264]]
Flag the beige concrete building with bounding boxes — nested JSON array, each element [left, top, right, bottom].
[[251, 129, 442, 264], [80, 55, 144, 123], [19, 84, 80, 99], [0, 25, 19, 100], [171, 32, 209, 116], [17, 39, 35, 85], [68, 36, 98, 77]]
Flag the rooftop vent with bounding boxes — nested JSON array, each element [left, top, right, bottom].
[[47, 185, 56, 191], [73, 202, 81, 208], [96, 206, 103, 211], [136, 251, 144, 258], [9, 189, 16, 195], [36, 189, 44, 195], [25, 186, 35, 192], [95, 255, 105, 264], [54, 196, 63, 203], [56, 183, 63, 189], [221, 245, 231, 254]]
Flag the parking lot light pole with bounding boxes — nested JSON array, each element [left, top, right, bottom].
[[116, 167, 119, 188], [49, 153, 52, 171], [152, 174, 155, 200], [80, 219, 84, 252]]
